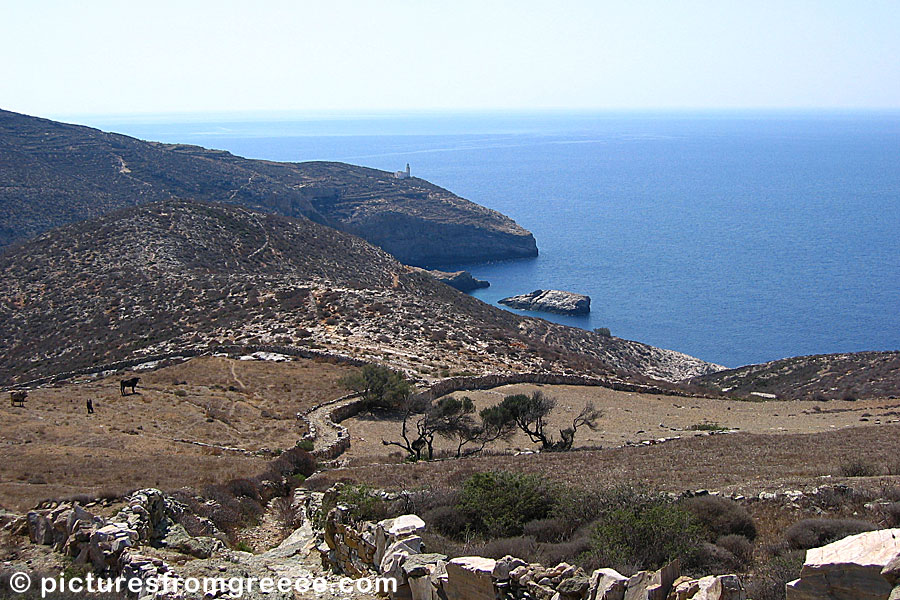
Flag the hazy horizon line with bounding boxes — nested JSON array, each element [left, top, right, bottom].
[[45, 106, 900, 125]]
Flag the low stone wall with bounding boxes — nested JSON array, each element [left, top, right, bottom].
[[4, 343, 367, 391], [300, 371, 699, 464], [317, 486, 748, 600], [412, 372, 695, 403], [296, 392, 365, 460]]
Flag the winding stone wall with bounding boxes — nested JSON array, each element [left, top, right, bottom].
[[412, 372, 696, 403]]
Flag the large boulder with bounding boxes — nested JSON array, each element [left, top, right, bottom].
[[499, 289, 591, 315], [786, 528, 900, 600], [589, 568, 628, 600], [375, 514, 426, 565], [444, 556, 497, 600]]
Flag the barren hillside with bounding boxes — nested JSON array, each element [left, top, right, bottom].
[[0, 199, 718, 386], [0, 108, 536, 265]]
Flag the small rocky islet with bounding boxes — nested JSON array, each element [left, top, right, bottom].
[[499, 289, 591, 315]]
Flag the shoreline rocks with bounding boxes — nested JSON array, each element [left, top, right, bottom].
[[499, 289, 591, 315], [420, 268, 490, 292]]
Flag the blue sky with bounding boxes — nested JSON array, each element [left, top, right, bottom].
[[2, 0, 899, 117]]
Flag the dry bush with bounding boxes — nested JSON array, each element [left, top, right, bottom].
[[537, 534, 593, 567], [272, 496, 300, 533], [523, 518, 569, 543], [880, 502, 900, 528], [225, 478, 261, 501], [683, 495, 757, 540], [481, 536, 541, 562], [423, 505, 469, 539], [784, 518, 876, 550], [838, 458, 881, 477], [743, 551, 804, 600], [716, 534, 754, 567]]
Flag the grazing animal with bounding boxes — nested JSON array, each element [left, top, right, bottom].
[[120, 377, 140, 396], [10, 390, 27, 407]]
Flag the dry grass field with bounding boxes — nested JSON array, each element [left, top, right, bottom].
[[0, 356, 355, 510], [341, 382, 900, 463], [313, 423, 900, 497]]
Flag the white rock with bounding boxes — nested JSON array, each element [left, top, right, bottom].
[[590, 568, 628, 600], [786, 528, 900, 600], [444, 557, 496, 600]]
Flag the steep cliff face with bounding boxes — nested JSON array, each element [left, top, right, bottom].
[[0, 109, 536, 265], [331, 205, 536, 266]]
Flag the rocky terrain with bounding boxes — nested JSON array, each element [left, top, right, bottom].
[[500, 289, 592, 315], [0, 199, 718, 387], [691, 351, 900, 401], [0, 108, 536, 265]]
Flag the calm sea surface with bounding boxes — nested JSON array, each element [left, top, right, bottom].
[[84, 111, 900, 367]]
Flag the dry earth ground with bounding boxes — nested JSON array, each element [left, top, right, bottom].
[[0, 356, 355, 510], [312, 424, 900, 496], [341, 382, 900, 462]]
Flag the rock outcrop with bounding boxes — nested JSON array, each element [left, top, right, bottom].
[[500, 289, 591, 315], [786, 528, 900, 599], [24, 489, 187, 576], [421, 268, 490, 292]]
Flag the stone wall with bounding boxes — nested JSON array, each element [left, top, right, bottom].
[[412, 372, 697, 403], [316, 488, 747, 600], [20, 489, 209, 584], [4, 343, 367, 391]]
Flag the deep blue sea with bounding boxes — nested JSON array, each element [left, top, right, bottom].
[[83, 111, 900, 368]]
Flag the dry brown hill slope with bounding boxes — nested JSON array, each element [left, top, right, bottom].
[[0, 108, 536, 265], [690, 351, 900, 401], [0, 199, 718, 386]]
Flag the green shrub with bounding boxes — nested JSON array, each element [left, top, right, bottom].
[[296, 439, 315, 451], [689, 422, 728, 431], [335, 484, 398, 523], [457, 472, 554, 538], [588, 494, 703, 572]]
